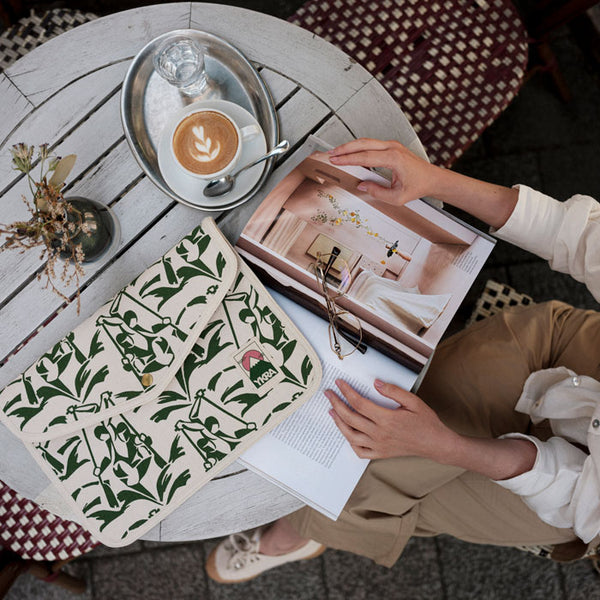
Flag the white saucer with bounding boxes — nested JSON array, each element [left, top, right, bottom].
[[157, 100, 268, 210]]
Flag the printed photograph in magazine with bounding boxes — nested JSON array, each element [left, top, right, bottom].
[[236, 142, 495, 372]]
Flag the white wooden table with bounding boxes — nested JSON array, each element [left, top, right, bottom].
[[0, 2, 426, 542]]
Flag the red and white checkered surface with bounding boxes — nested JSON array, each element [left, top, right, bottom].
[[289, 0, 529, 167], [0, 481, 98, 561]]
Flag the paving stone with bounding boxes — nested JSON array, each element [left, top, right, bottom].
[[560, 559, 600, 599], [436, 536, 564, 600], [539, 142, 600, 201], [85, 540, 145, 558], [486, 238, 540, 271], [321, 549, 379, 600], [547, 36, 600, 120], [141, 539, 190, 550], [5, 560, 92, 600], [456, 135, 488, 162], [509, 262, 600, 309], [91, 544, 207, 600], [205, 538, 327, 600], [483, 37, 600, 157], [322, 537, 443, 600]]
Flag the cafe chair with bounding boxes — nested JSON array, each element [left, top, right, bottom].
[[289, 0, 529, 167], [0, 480, 98, 598], [466, 279, 534, 325], [0, 7, 97, 72]]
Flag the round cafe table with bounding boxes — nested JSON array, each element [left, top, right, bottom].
[[0, 2, 426, 542]]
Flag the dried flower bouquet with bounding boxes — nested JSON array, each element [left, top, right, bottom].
[[0, 143, 85, 309]]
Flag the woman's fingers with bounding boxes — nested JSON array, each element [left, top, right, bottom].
[[325, 388, 375, 434], [356, 180, 398, 203], [328, 407, 373, 449], [374, 380, 420, 411], [329, 138, 392, 157], [335, 380, 381, 421], [329, 148, 397, 170], [349, 444, 378, 460]]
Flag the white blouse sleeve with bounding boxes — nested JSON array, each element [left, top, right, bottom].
[[492, 185, 600, 302], [493, 433, 596, 539]]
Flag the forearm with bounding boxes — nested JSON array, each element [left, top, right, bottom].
[[425, 165, 519, 230], [329, 139, 519, 228], [432, 430, 538, 480]]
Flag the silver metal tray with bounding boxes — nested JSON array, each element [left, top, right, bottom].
[[120, 29, 279, 212]]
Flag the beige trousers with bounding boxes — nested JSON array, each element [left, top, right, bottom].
[[286, 301, 600, 567]]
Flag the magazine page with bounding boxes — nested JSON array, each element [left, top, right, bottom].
[[239, 289, 419, 520], [237, 136, 495, 371]]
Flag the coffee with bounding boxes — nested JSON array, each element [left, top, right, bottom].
[[172, 111, 239, 176]]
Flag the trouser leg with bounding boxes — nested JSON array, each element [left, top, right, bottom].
[[287, 302, 600, 566], [419, 300, 600, 437]]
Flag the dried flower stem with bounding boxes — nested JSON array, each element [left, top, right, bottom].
[[1, 144, 83, 313]]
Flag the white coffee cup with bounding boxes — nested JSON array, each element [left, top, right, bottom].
[[168, 106, 261, 180]]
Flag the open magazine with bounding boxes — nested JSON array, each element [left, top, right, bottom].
[[236, 136, 495, 372], [237, 136, 495, 518]]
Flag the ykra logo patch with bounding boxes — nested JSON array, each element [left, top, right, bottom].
[[233, 341, 283, 391]]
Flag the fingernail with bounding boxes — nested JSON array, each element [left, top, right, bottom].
[[328, 409, 335, 418], [374, 379, 384, 389], [324, 389, 333, 399], [357, 182, 368, 191]]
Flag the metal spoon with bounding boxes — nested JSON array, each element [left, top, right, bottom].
[[203, 140, 290, 197]]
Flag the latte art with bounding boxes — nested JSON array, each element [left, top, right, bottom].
[[172, 111, 239, 175], [191, 126, 220, 162]]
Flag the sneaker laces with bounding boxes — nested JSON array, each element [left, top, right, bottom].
[[224, 530, 262, 571]]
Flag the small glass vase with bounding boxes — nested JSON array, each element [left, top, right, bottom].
[[59, 197, 121, 263]]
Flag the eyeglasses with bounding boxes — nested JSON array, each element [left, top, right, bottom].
[[314, 247, 366, 360]]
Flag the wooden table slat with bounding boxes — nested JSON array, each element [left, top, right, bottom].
[[149, 468, 303, 541], [314, 114, 355, 148], [258, 67, 299, 107], [0, 74, 32, 145], [336, 79, 429, 161], [4, 4, 192, 106], [277, 88, 332, 148], [0, 61, 131, 190], [191, 3, 371, 110]]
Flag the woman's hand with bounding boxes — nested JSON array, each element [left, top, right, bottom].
[[329, 138, 437, 206], [325, 379, 457, 461], [327, 379, 538, 479], [329, 138, 518, 229]]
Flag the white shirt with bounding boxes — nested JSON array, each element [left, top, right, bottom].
[[491, 185, 600, 543]]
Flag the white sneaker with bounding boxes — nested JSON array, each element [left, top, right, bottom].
[[205, 527, 326, 583]]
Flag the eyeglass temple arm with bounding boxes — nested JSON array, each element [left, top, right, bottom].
[[323, 246, 341, 276], [335, 321, 368, 354]]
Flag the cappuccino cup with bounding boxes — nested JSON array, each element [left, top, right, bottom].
[[169, 107, 261, 180]]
